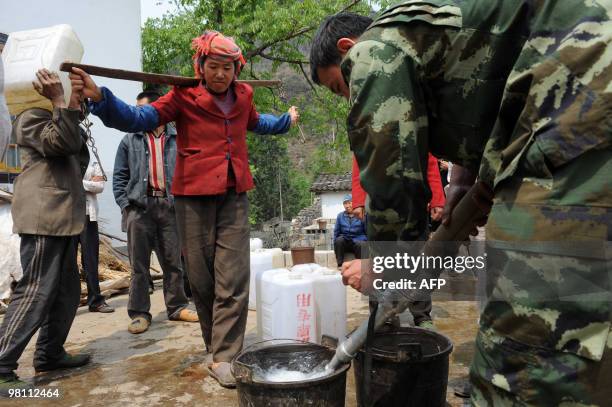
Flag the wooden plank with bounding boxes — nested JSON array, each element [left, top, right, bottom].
[[60, 62, 282, 88]]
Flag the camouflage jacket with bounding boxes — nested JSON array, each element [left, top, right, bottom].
[[344, 0, 612, 379], [343, 0, 611, 242]]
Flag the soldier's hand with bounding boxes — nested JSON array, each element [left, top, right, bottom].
[[288, 106, 299, 126], [341, 259, 363, 292], [69, 67, 103, 102], [33, 69, 65, 108]]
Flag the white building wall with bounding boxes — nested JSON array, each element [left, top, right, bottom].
[[321, 191, 350, 220], [0, 0, 142, 239]]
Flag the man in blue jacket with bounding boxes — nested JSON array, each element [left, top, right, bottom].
[[333, 194, 367, 267], [113, 91, 198, 335]]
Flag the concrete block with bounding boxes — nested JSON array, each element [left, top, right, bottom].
[[272, 252, 286, 268], [327, 251, 337, 268], [283, 251, 293, 267], [314, 251, 328, 267]]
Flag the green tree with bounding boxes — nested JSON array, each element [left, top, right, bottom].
[[142, 0, 390, 224]]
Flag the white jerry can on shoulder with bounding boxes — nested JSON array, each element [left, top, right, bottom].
[[2, 24, 84, 115], [260, 270, 316, 343]]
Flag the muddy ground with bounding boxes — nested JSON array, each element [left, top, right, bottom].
[[0, 283, 477, 407]]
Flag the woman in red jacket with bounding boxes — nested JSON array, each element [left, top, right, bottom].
[[70, 31, 298, 387]]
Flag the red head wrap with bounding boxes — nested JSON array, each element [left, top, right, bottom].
[[192, 30, 246, 78]]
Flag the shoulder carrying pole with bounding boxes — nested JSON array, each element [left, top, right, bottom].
[[60, 62, 282, 88]]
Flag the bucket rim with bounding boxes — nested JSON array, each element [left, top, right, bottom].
[[359, 327, 453, 363], [231, 339, 351, 388]]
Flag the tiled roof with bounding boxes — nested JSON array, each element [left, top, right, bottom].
[[310, 172, 352, 192]]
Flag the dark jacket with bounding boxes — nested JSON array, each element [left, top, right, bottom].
[[112, 124, 177, 212], [334, 211, 367, 242], [11, 107, 89, 236]]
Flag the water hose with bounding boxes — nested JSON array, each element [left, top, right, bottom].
[[326, 182, 489, 371]]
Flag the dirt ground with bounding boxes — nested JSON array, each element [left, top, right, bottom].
[[0, 282, 477, 407]]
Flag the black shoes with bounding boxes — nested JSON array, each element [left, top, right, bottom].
[[0, 373, 33, 398], [35, 353, 91, 373]]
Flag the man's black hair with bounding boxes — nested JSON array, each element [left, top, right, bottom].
[[309, 12, 373, 84], [136, 90, 161, 103]]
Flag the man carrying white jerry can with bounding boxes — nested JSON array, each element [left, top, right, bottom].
[[0, 69, 92, 396], [0, 32, 10, 159]]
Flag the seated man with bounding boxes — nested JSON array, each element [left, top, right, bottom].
[[333, 194, 367, 267]]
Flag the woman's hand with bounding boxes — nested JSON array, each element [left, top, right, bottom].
[[288, 106, 299, 126], [69, 67, 103, 102]]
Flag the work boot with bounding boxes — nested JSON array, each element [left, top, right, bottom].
[[89, 302, 115, 313], [453, 377, 472, 399], [416, 320, 436, 331], [0, 373, 33, 397], [206, 362, 236, 388], [128, 317, 150, 334], [173, 309, 199, 322], [35, 353, 91, 373]]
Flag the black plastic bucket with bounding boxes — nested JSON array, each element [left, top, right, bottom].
[[354, 327, 453, 407], [232, 339, 351, 407]]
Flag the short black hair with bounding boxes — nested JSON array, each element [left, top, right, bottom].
[[309, 12, 373, 84], [136, 90, 161, 103]]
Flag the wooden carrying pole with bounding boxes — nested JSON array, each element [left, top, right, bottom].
[[60, 62, 282, 88]]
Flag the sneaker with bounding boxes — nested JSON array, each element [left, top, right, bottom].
[[206, 362, 236, 388], [173, 309, 199, 323], [0, 373, 33, 397], [416, 320, 436, 331], [128, 317, 150, 334], [35, 353, 91, 373], [89, 303, 115, 313]]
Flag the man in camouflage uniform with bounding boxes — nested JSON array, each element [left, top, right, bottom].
[[310, 1, 611, 405]]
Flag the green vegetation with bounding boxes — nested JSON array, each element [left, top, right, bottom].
[[142, 0, 391, 225]]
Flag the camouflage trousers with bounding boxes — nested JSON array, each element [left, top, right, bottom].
[[468, 168, 611, 405], [471, 327, 612, 406]]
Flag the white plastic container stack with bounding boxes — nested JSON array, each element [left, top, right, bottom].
[[2, 25, 84, 115], [254, 264, 347, 343], [248, 248, 282, 310], [260, 270, 317, 343]]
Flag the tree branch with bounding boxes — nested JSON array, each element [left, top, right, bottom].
[[244, 0, 362, 59], [259, 52, 309, 65], [298, 62, 318, 95]]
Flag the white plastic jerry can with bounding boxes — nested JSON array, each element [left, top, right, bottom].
[[260, 271, 317, 343], [255, 268, 286, 339], [249, 238, 263, 251], [289, 263, 321, 274], [249, 248, 282, 310], [307, 268, 347, 344], [2, 24, 84, 115]]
